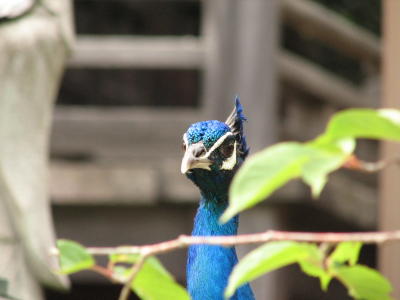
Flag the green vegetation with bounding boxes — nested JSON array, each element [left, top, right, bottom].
[[57, 108, 400, 300]]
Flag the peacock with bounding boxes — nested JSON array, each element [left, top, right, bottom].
[[181, 97, 255, 300]]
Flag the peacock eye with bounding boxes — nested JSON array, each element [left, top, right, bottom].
[[182, 142, 187, 152], [220, 142, 234, 158]]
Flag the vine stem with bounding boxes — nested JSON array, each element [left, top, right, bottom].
[[343, 155, 400, 173], [118, 254, 149, 300], [77, 230, 400, 257], [51, 230, 400, 299]]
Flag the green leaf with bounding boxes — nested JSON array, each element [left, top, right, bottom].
[[57, 239, 95, 274], [324, 109, 400, 142], [297, 245, 332, 291], [299, 260, 331, 291], [329, 242, 362, 266], [302, 141, 351, 197], [110, 253, 189, 299], [335, 265, 393, 300], [225, 242, 315, 298], [222, 108, 400, 220], [222, 141, 350, 222], [130, 256, 190, 300], [221, 143, 309, 222]]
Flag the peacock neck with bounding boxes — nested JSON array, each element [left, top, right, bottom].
[[192, 194, 237, 236], [187, 194, 254, 300]]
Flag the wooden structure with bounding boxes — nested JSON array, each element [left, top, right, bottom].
[[379, 0, 400, 298], [49, 0, 381, 299]]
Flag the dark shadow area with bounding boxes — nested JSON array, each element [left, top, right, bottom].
[[74, 0, 200, 36], [58, 69, 200, 107], [45, 284, 139, 300]]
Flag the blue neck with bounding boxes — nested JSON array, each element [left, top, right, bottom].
[[187, 195, 255, 300]]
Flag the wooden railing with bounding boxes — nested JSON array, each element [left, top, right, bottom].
[[51, 0, 380, 228]]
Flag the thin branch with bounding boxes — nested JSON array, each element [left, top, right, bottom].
[[118, 255, 149, 300], [91, 265, 115, 280], [79, 230, 400, 257], [343, 155, 400, 173]]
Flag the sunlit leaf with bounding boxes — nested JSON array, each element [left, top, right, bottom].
[[225, 242, 315, 298], [221, 143, 309, 222], [130, 256, 190, 300], [222, 141, 351, 222], [297, 245, 331, 291], [329, 242, 362, 266], [57, 239, 95, 274], [334, 265, 393, 300], [299, 260, 331, 291], [302, 141, 351, 198], [224, 108, 400, 220], [324, 109, 400, 142]]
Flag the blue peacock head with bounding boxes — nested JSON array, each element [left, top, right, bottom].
[[181, 97, 249, 197]]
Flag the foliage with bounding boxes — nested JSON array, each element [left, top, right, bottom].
[[221, 109, 400, 221], [57, 239, 95, 274], [110, 253, 190, 300], [226, 241, 393, 300], [56, 108, 400, 300], [57, 240, 189, 300]]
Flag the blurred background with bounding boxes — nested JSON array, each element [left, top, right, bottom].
[[1, 0, 389, 299], [46, 0, 382, 299]]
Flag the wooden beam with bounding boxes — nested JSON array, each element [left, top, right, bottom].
[[49, 159, 306, 205], [69, 36, 204, 69], [279, 51, 377, 108], [67, 35, 375, 109], [71, 0, 381, 66], [50, 107, 307, 205], [282, 0, 380, 63], [379, 0, 400, 297], [50, 106, 197, 159]]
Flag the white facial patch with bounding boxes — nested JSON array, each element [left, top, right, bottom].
[[221, 141, 237, 170], [204, 132, 234, 157], [183, 133, 188, 146]]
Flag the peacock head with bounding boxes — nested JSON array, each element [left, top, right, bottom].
[[181, 97, 249, 196]]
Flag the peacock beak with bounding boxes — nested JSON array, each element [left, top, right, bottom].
[[181, 143, 212, 174]]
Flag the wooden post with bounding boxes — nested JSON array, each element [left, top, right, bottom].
[[232, 0, 280, 151], [379, 0, 400, 297], [202, 0, 279, 151], [201, 0, 237, 120], [202, 1, 280, 299]]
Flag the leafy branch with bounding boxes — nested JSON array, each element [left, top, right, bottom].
[[55, 229, 399, 300], [54, 108, 400, 300], [222, 108, 400, 221], [56, 230, 400, 258]]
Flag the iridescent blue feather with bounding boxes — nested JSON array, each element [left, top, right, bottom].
[[184, 97, 255, 300]]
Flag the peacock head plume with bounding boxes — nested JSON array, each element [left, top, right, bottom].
[[181, 96, 249, 197]]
